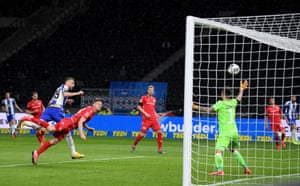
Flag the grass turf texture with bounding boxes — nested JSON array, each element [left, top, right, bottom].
[[0, 135, 182, 186], [0, 135, 300, 186]]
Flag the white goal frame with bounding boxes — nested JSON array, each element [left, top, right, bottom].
[[183, 14, 300, 186]]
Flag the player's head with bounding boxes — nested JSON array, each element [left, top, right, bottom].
[[291, 95, 297, 102], [31, 91, 38, 100], [64, 77, 75, 89], [147, 85, 154, 96], [221, 88, 231, 100], [93, 98, 103, 112], [5, 92, 10, 99], [269, 97, 275, 105]]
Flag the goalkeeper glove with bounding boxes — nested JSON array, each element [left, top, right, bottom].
[[240, 80, 248, 90]]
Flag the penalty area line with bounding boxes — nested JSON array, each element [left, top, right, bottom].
[[0, 156, 145, 168]]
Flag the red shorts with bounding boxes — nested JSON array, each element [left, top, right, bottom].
[[141, 118, 161, 133], [271, 124, 285, 132], [53, 118, 74, 141]]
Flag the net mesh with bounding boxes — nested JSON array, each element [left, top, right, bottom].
[[185, 13, 300, 185]]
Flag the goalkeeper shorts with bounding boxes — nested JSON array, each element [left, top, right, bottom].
[[215, 134, 239, 151]]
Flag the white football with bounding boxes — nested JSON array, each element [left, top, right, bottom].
[[227, 64, 240, 75]]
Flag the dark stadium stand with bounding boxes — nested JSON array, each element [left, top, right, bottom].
[[0, 0, 298, 113]]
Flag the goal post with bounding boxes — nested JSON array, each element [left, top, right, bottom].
[[183, 16, 195, 186], [183, 13, 300, 186]]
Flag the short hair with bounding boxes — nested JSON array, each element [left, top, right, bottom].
[[93, 98, 103, 103], [64, 77, 75, 83], [222, 88, 232, 98], [32, 91, 38, 95]]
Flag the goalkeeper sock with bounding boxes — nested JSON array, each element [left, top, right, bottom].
[[215, 153, 223, 171], [133, 134, 144, 146], [157, 132, 163, 150], [66, 133, 76, 154], [37, 141, 52, 155], [233, 151, 247, 169]]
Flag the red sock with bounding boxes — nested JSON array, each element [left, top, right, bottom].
[[37, 141, 53, 155], [133, 134, 144, 146], [157, 132, 163, 150], [35, 130, 45, 145], [31, 118, 49, 128]]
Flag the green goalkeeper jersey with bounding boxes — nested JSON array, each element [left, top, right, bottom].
[[212, 99, 238, 135]]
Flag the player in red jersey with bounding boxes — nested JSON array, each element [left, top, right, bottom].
[[25, 91, 45, 145], [131, 85, 166, 154], [30, 98, 103, 165], [265, 97, 286, 150]]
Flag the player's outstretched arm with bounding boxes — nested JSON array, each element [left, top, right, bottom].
[[192, 103, 214, 113], [78, 117, 88, 140], [236, 80, 248, 102], [83, 122, 95, 132], [63, 90, 84, 98]]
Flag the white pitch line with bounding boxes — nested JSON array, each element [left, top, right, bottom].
[[0, 156, 145, 168], [206, 173, 300, 186]]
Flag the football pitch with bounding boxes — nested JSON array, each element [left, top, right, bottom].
[[0, 135, 300, 186]]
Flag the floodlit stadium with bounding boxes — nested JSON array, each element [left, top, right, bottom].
[[0, 1, 299, 185]]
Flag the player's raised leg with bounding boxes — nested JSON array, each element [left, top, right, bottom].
[[32, 138, 60, 165]]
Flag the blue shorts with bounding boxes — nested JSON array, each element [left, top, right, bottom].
[[7, 114, 15, 123], [41, 107, 64, 123], [286, 118, 296, 126]]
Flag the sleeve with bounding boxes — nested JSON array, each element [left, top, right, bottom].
[[232, 99, 238, 105], [82, 108, 93, 120], [139, 96, 144, 104], [284, 102, 288, 114], [12, 98, 16, 104], [63, 84, 69, 92], [212, 101, 221, 111], [27, 102, 30, 109]]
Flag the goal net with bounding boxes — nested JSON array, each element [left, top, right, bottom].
[[183, 13, 300, 186]]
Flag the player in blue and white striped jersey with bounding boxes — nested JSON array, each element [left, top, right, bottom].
[[1, 92, 23, 138], [284, 95, 300, 145], [39, 77, 85, 159]]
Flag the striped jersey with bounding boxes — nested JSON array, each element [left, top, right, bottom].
[[1, 98, 16, 115], [48, 84, 69, 109], [284, 101, 298, 119]]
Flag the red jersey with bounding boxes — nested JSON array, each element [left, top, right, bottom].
[[71, 106, 95, 129], [27, 100, 44, 119], [140, 95, 157, 119], [266, 105, 282, 125]]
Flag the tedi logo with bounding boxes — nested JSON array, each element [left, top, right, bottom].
[[161, 121, 218, 134]]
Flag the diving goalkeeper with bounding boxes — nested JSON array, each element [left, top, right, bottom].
[[193, 80, 252, 176]]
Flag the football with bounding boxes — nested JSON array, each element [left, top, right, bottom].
[[227, 64, 240, 75]]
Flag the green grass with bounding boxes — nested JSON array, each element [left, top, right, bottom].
[[0, 135, 183, 186], [0, 135, 300, 186]]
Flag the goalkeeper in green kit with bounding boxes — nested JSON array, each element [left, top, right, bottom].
[[193, 80, 252, 176]]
